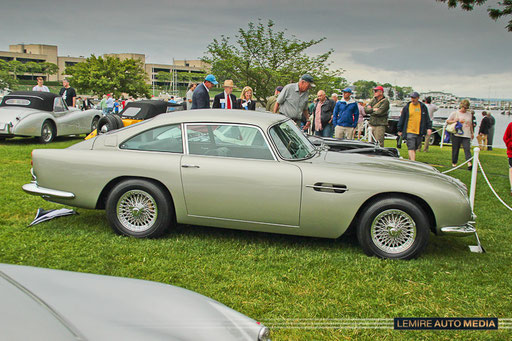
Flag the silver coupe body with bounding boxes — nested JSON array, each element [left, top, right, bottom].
[[0, 91, 102, 143], [0, 263, 269, 340], [23, 110, 476, 259]]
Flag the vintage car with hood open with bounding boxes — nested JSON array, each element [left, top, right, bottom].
[[23, 110, 477, 259]]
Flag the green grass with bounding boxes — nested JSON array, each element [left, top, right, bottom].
[[1, 136, 511, 340]]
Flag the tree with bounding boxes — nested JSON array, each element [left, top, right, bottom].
[[8, 60, 26, 80], [202, 20, 343, 106], [353, 80, 377, 99], [40, 62, 59, 81], [437, 0, 512, 31], [0, 60, 18, 89], [65, 55, 150, 98], [25, 62, 42, 80]]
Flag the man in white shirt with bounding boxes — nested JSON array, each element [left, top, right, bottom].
[[186, 83, 197, 110], [32, 77, 49, 92]]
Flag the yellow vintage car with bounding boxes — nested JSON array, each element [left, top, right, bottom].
[[85, 100, 182, 139]]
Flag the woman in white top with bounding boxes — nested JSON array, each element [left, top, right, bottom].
[[446, 99, 474, 170]]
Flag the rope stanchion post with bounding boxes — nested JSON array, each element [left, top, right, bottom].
[[368, 126, 373, 144], [468, 147, 485, 253], [469, 147, 480, 211], [440, 123, 446, 149]]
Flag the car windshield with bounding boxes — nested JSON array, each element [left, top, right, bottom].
[[269, 120, 316, 160]]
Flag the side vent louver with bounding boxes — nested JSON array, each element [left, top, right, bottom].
[[307, 182, 348, 194]]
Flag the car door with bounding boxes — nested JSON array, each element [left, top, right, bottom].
[[52, 97, 73, 135], [181, 123, 302, 227]]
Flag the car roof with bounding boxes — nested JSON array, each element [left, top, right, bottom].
[[0, 91, 60, 111], [152, 109, 289, 129], [120, 100, 170, 119]]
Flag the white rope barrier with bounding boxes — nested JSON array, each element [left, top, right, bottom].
[[441, 156, 474, 174], [477, 158, 512, 211]]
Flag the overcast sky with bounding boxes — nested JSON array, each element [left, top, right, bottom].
[[1, 0, 511, 98]]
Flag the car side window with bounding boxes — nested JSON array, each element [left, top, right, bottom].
[[119, 124, 183, 153], [186, 124, 273, 160], [53, 97, 67, 112]]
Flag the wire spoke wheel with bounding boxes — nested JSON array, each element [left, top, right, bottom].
[[370, 209, 416, 254], [40, 122, 54, 143], [116, 190, 158, 233]]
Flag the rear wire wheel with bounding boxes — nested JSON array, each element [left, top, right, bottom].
[[106, 179, 174, 238]]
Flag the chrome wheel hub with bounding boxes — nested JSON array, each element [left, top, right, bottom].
[[371, 209, 416, 254], [117, 190, 158, 232]]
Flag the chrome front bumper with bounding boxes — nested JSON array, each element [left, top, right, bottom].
[[22, 182, 75, 199], [440, 222, 476, 237]]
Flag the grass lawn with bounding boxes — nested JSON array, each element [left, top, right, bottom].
[[0, 136, 511, 340]]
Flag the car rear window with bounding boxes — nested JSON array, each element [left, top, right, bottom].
[[4, 99, 31, 106]]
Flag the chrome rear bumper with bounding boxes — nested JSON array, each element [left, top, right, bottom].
[[22, 182, 75, 199]]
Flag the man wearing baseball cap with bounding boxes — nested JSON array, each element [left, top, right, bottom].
[[192, 74, 218, 109], [364, 85, 390, 147], [333, 88, 359, 139], [397, 91, 432, 161], [274, 74, 315, 125]]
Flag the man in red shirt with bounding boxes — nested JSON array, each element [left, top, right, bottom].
[[504, 122, 512, 195]]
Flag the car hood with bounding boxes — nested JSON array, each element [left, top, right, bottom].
[[0, 264, 263, 341], [316, 150, 439, 176], [0, 106, 39, 123]]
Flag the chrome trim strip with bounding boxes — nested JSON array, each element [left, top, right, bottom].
[[22, 182, 75, 199], [188, 214, 299, 228]]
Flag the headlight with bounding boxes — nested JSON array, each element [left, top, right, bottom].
[[258, 326, 271, 341]]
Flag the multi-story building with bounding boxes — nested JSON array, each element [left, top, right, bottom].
[[0, 44, 208, 87]]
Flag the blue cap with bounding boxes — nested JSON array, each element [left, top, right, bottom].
[[205, 74, 218, 85], [342, 87, 353, 93], [410, 91, 420, 98]]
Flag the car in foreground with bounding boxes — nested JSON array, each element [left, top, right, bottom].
[[0, 91, 102, 143], [0, 263, 270, 341], [23, 110, 476, 259]]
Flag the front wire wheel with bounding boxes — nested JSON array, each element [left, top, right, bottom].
[[357, 197, 429, 259], [370, 209, 417, 255]]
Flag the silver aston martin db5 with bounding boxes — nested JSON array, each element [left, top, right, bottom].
[[0, 263, 270, 340], [23, 110, 476, 259], [0, 91, 102, 143]]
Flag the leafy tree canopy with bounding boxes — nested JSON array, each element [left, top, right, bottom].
[[202, 20, 343, 105], [65, 55, 150, 98], [437, 0, 512, 31]]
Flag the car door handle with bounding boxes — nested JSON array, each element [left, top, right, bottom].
[[181, 164, 200, 168]]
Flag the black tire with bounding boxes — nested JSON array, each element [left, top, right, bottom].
[[112, 114, 124, 129], [97, 115, 122, 134], [356, 197, 429, 259], [90, 116, 100, 133], [39, 120, 56, 144], [429, 132, 441, 146], [106, 179, 174, 238]]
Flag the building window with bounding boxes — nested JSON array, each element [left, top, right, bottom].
[[65, 61, 78, 67]]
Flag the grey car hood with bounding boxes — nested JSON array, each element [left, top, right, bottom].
[[0, 106, 40, 123], [318, 150, 439, 176], [0, 264, 262, 341]]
